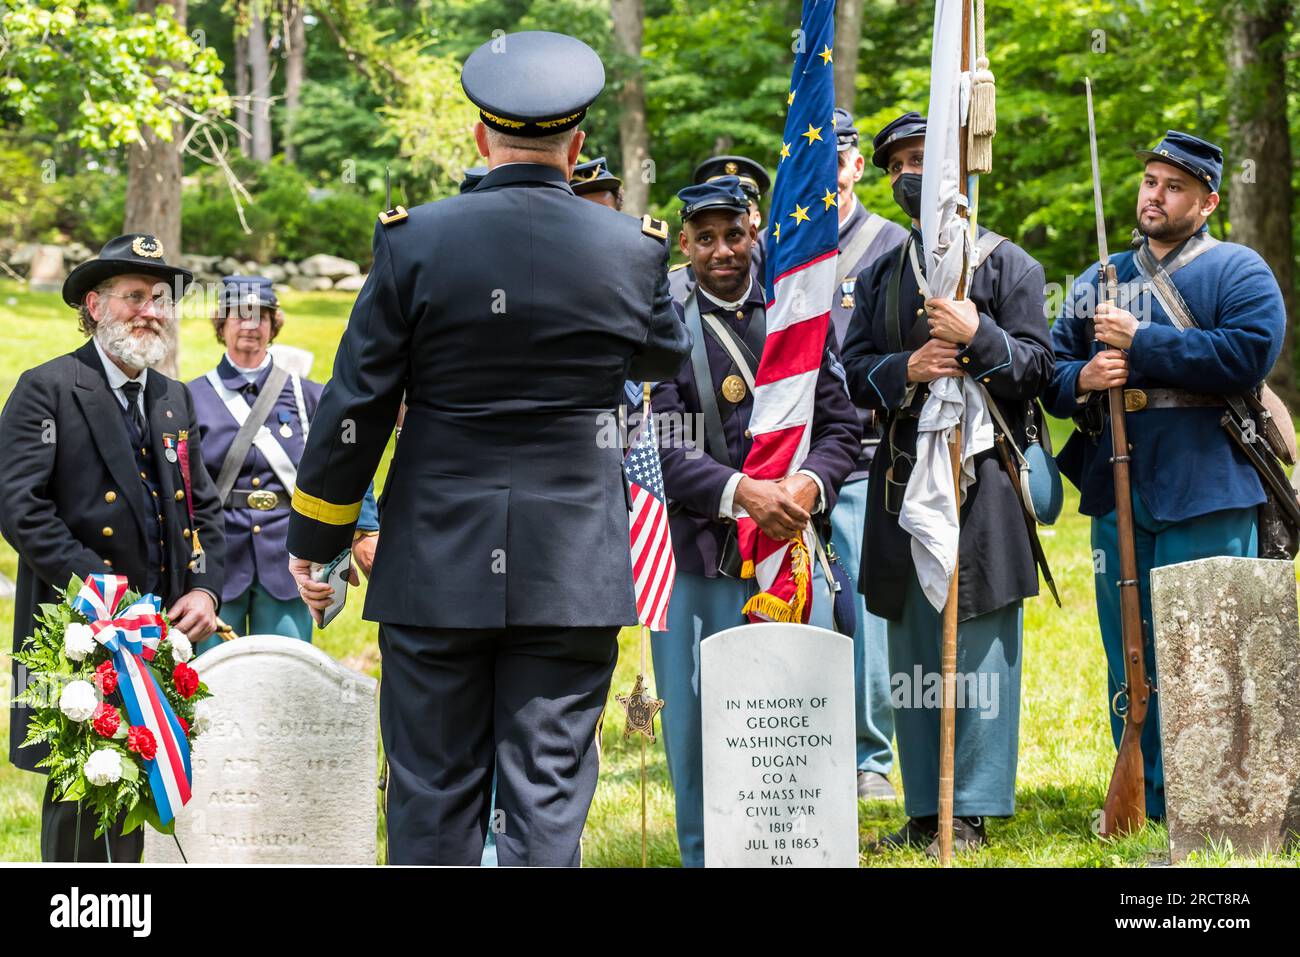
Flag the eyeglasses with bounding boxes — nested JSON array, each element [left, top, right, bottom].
[[103, 291, 176, 313]]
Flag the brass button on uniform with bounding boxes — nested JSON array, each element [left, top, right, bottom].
[[961, 356, 970, 364], [139, 471, 148, 480], [104, 491, 117, 503], [983, 377, 991, 383], [140, 447, 148, 456], [744, 428, 753, 439], [151, 490, 158, 498], [103, 559, 112, 567], [183, 528, 191, 539], [251, 477, 261, 487], [156, 513, 163, 522], [253, 524, 262, 534], [175, 490, 185, 501], [102, 526, 113, 537], [735, 310, 744, 321], [916, 308, 925, 317]]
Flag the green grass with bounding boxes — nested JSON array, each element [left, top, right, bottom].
[[1, 278, 1295, 867]]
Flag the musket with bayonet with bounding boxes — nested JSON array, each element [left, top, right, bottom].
[[1087, 77, 1149, 838]]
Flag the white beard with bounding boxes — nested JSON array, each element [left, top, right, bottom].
[[95, 310, 170, 370]]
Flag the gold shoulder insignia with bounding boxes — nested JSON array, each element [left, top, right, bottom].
[[668, 262, 688, 272], [378, 205, 409, 226], [641, 214, 669, 241]]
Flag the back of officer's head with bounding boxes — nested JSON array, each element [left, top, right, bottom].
[[476, 125, 586, 175]]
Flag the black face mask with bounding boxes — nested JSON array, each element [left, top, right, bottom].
[[892, 172, 923, 220]]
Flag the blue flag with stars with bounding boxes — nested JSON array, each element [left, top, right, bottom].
[[766, 0, 839, 293], [735, 0, 840, 625]]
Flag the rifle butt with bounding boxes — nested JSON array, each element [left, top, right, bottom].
[[1102, 723, 1146, 838]]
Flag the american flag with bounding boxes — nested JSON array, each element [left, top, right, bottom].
[[625, 385, 675, 631], [736, 0, 839, 624]]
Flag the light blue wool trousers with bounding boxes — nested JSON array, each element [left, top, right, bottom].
[[888, 570, 1023, 819], [829, 478, 895, 775], [195, 578, 313, 656]]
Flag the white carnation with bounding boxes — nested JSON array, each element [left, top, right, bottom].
[[169, 629, 193, 663], [192, 700, 213, 735], [84, 748, 123, 786], [63, 622, 96, 662], [58, 680, 98, 722]]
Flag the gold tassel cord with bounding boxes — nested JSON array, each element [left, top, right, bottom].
[[740, 536, 812, 622], [968, 0, 996, 175]]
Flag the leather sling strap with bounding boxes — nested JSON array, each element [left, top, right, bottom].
[[835, 212, 890, 288], [684, 294, 732, 467]]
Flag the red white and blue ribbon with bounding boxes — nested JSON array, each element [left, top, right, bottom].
[[72, 574, 193, 824]]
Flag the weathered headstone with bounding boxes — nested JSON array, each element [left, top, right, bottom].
[[144, 635, 379, 864], [701, 623, 858, 867], [1151, 556, 1300, 862], [27, 245, 66, 292]]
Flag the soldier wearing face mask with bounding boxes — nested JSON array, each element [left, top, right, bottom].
[[839, 111, 1055, 857]]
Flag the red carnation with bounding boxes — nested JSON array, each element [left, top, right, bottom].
[[172, 662, 199, 699], [94, 660, 119, 696], [91, 702, 120, 738], [126, 725, 157, 761], [178, 716, 190, 736]]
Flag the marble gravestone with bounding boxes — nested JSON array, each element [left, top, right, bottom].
[[145, 636, 379, 864], [27, 245, 66, 293], [1150, 556, 1300, 862], [701, 623, 858, 867]]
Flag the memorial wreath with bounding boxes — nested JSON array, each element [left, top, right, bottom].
[[14, 573, 210, 840]]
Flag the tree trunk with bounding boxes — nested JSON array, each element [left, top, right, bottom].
[[833, 0, 864, 114], [282, 0, 306, 164], [234, 2, 251, 157], [248, 3, 273, 162], [611, 0, 649, 216], [1226, 0, 1297, 408], [124, 0, 186, 377]]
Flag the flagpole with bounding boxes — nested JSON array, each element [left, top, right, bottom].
[[640, 625, 649, 868], [639, 383, 651, 868], [617, 382, 668, 868], [937, 0, 976, 870]]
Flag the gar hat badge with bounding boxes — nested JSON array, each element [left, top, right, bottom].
[[132, 235, 164, 258]]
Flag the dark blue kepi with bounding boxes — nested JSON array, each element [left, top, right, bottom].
[[1136, 130, 1223, 192], [461, 31, 605, 137], [677, 176, 750, 222]]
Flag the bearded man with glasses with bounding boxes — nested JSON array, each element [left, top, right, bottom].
[[0, 233, 226, 862]]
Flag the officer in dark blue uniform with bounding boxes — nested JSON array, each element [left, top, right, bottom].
[[285, 31, 691, 867], [570, 155, 624, 210], [667, 154, 772, 302], [840, 112, 1055, 854], [1044, 131, 1285, 820]]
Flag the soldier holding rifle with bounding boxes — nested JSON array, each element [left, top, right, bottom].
[[1044, 126, 1288, 826]]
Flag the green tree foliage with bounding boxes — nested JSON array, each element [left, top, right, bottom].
[[183, 157, 379, 263], [0, 0, 228, 149], [5, 0, 1295, 300]]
